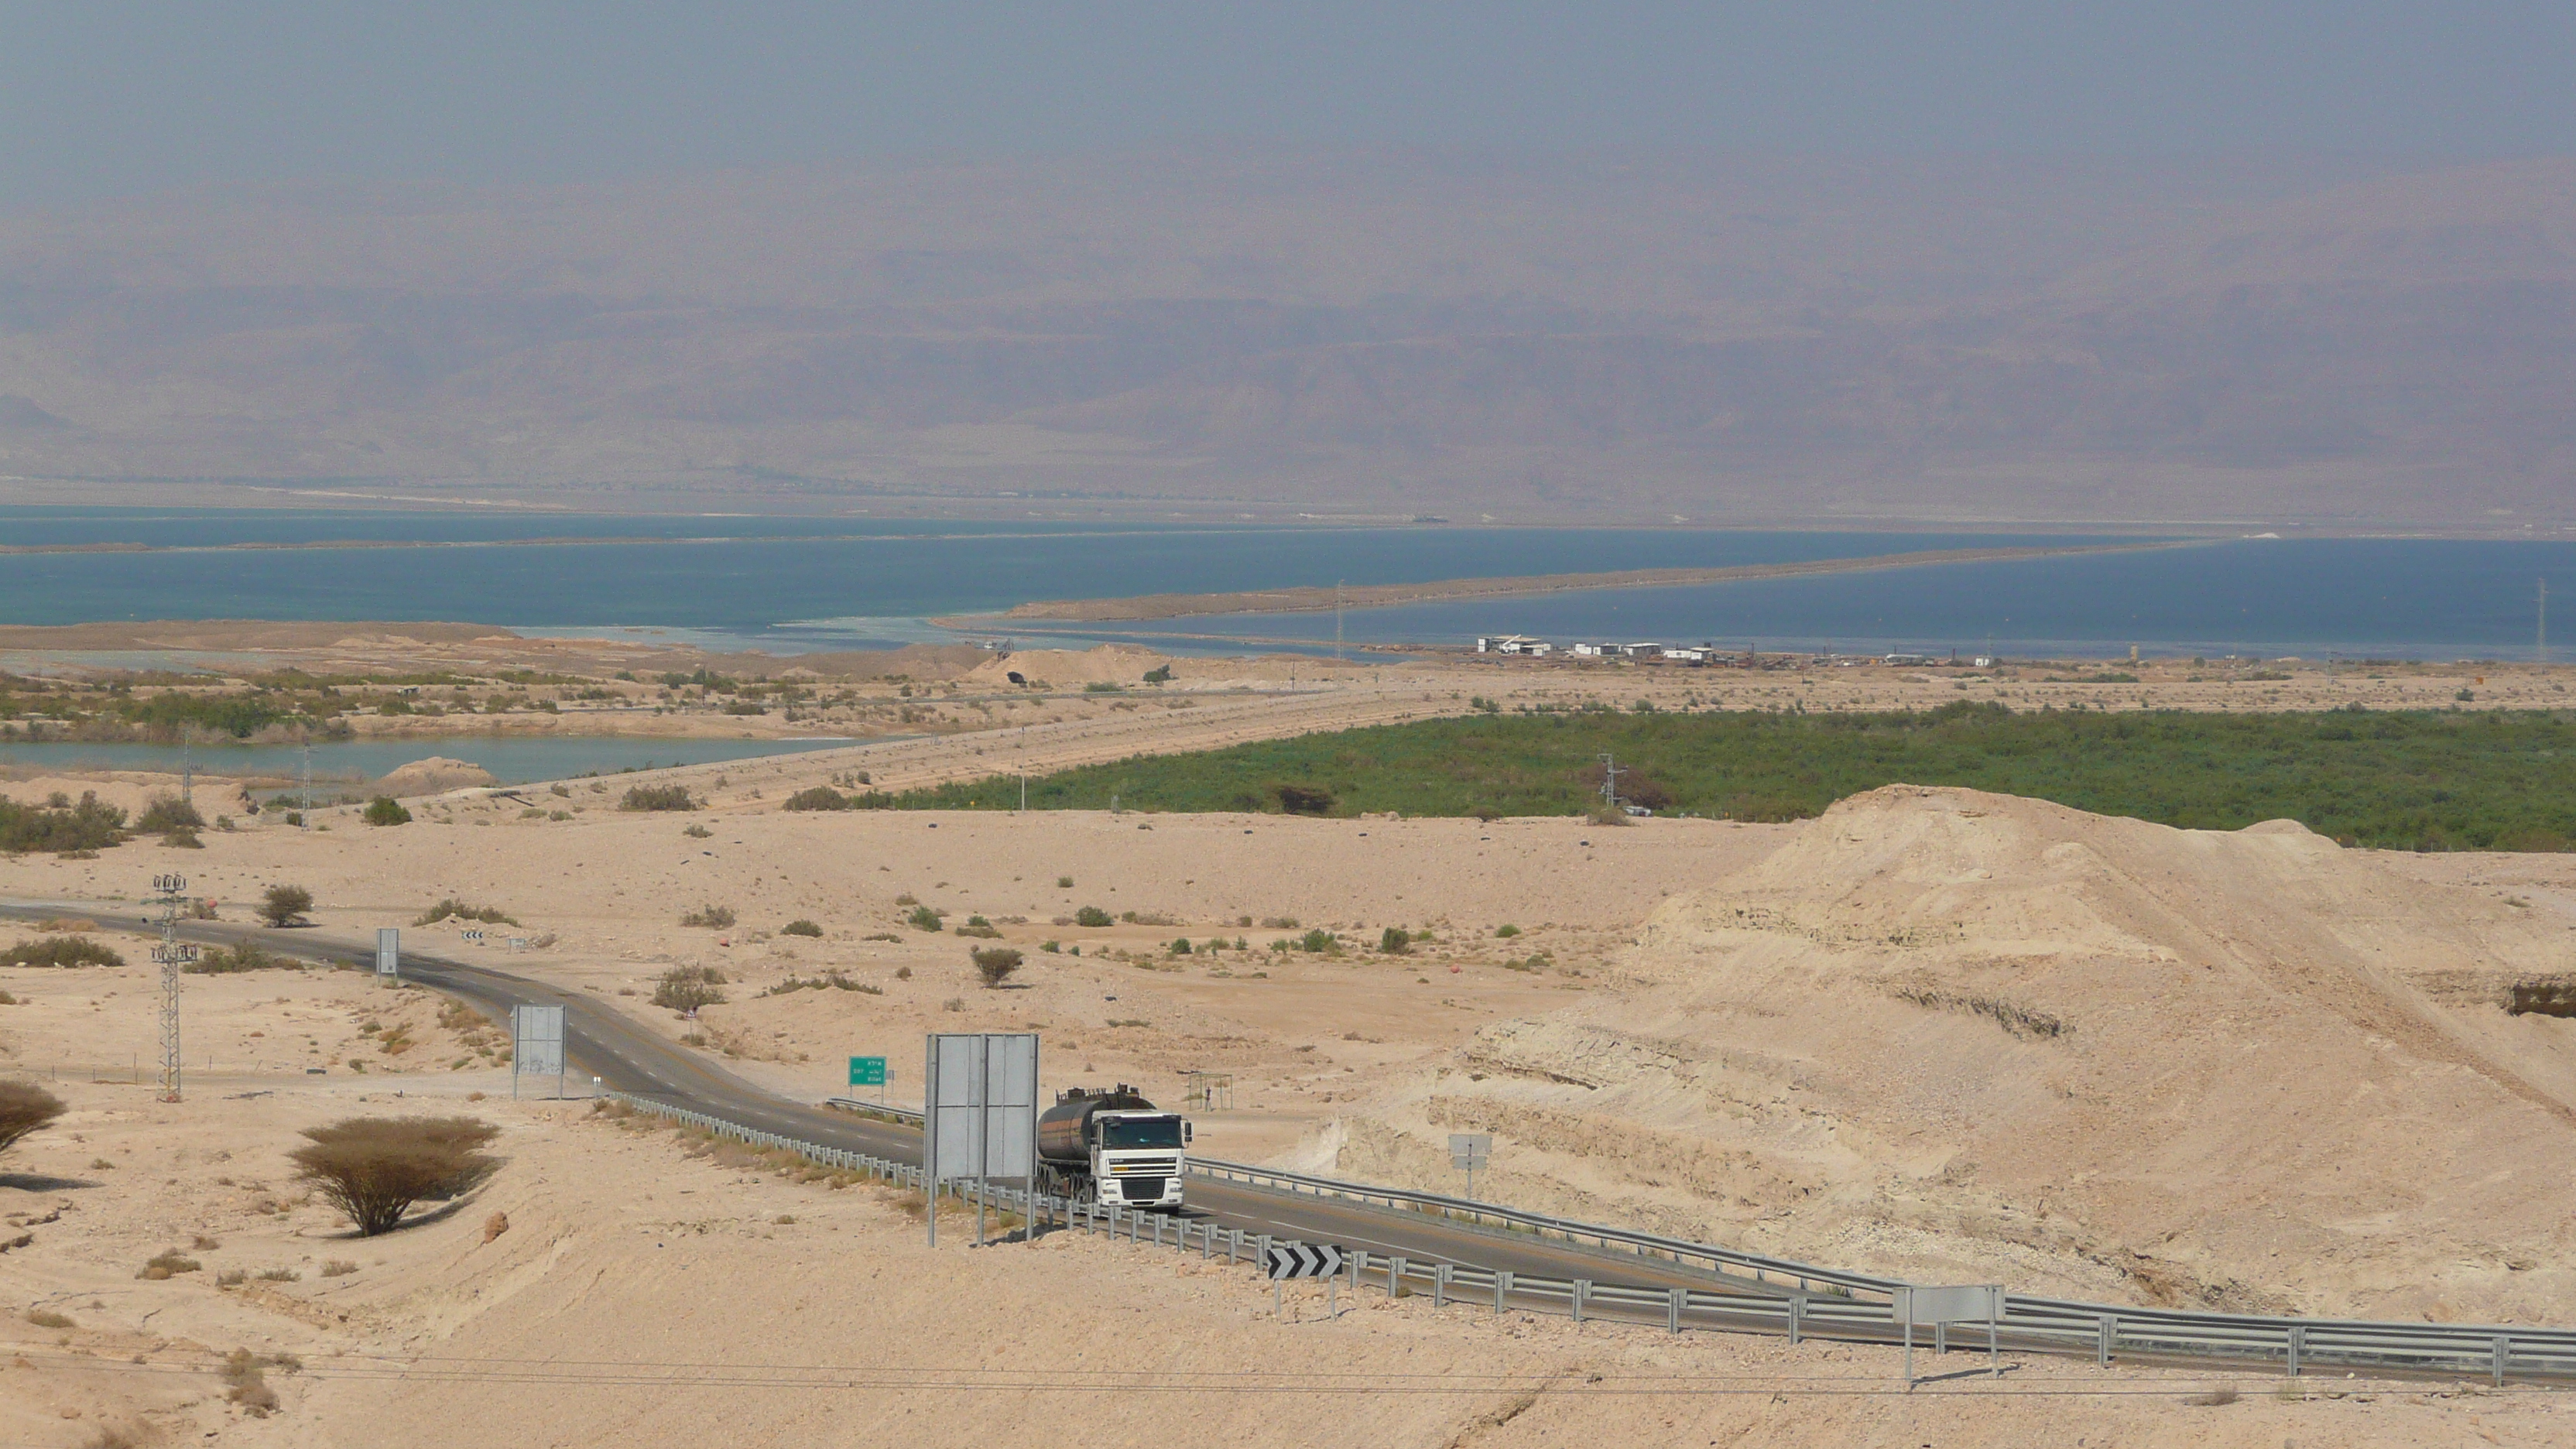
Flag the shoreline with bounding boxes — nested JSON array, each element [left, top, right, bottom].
[[975, 540, 2201, 623]]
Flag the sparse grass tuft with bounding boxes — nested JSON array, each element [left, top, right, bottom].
[[679, 903, 738, 929]]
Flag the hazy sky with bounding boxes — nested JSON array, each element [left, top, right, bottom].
[[5, 2, 2569, 205]]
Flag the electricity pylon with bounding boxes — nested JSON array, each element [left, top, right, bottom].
[[148, 873, 196, 1102]]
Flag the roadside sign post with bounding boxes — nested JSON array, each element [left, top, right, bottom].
[[511, 1005, 566, 1101], [849, 1055, 888, 1107], [1449, 1132, 1492, 1200], [1894, 1284, 2004, 1387], [375, 928, 399, 979], [1265, 1242, 1346, 1320], [923, 1033, 1039, 1249]]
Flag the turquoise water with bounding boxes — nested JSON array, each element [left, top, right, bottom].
[[1, 509, 2566, 660], [0, 735, 858, 784], [0, 509, 2081, 649]]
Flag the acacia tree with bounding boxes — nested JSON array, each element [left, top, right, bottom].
[[0, 1082, 66, 1157], [290, 1116, 501, 1236], [260, 884, 313, 927]]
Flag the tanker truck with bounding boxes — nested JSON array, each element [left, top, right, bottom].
[[1037, 1084, 1192, 1210]]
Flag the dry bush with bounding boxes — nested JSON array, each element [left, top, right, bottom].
[[1, 936, 123, 968], [221, 1348, 280, 1414], [185, 940, 287, 974], [215, 1268, 246, 1286], [779, 919, 824, 937], [134, 796, 205, 834], [136, 1249, 202, 1279], [259, 884, 313, 927], [971, 947, 1023, 987], [0, 1081, 67, 1154], [2184, 1385, 2242, 1406], [652, 965, 728, 1011], [414, 898, 519, 927], [318, 1259, 358, 1277], [289, 1116, 502, 1236], [24, 1308, 72, 1328], [678, 903, 737, 929], [619, 783, 696, 812], [255, 1266, 299, 1282]]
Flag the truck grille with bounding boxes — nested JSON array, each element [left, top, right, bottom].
[[1110, 1157, 1181, 1174], [1118, 1177, 1168, 1202]]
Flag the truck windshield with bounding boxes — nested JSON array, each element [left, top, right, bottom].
[[1101, 1117, 1183, 1149]]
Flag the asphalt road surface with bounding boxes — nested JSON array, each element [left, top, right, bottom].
[[3, 900, 1776, 1298]]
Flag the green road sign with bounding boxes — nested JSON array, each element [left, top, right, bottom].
[[849, 1056, 887, 1088]]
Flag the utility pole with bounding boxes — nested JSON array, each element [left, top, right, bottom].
[[299, 740, 313, 825], [180, 734, 194, 811], [1598, 752, 1622, 811], [1335, 580, 1345, 662], [2540, 577, 2549, 662], [149, 873, 195, 1102]]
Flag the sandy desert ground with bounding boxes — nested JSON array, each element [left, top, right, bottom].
[[8, 762, 2576, 1442]]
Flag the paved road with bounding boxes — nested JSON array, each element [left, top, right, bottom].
[[5, 901, 1773, 1297]]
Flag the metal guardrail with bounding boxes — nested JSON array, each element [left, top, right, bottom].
[[779, 1094, 2576, 1384]]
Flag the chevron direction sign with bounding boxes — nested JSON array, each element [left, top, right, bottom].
[[1265, 1242, 1344, 1280]]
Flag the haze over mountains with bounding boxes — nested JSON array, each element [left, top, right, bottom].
[[1, 149, 2569, 528]]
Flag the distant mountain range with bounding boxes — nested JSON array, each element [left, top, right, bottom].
[[0, 149, 2567, 527]]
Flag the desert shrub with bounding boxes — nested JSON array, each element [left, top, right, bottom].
[[779, 919, 824, 937], [894, 965, 913, 979], [1055, 875, 1074, 888], [906, 904, 944, 932], [783, 786, 850, 811], [362, 796, 413, 827], [971, 947, 1023, 987], [289, 1116, 502, 1237], [1493, 923, 1520, 937], [1299, 928, 1335, 954], [1, 936, 124, 968], [1142, 663, 1173, 684], [682, 823, 712, 838], [23, 1308, 72, 1328], [954, 916, 1002, 939], [1379, 927, 1412, 954], [679, 904, 737, 929], [134, 796, 205, 834], [1259, 916, 1299, 930], [255, 1266, 300, 1282], [186, 941, 287, 974], [1167, 937, 1191, 956], [619, 784, 696, 812], [416, 898, 519, 927], [163, 827, 204, 848], [1273, 783, 1335, 815], [220, 1348, 280, 1414], [0, 791, 125, 853], [0, 1081, 67, 1154], [259, 884, 313, 927], [318, 1259, 358, 1276], [1073, 906, 1114, 927], [652, 965, 728, 1011], [136, 1249, 202, 1279]]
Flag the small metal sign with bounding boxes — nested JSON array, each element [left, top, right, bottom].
[[1265, 1242, 1345, 1280], [511, 1005, 566, 1098], [375, 928, 399, 976], [849, 1055, 887, 1088], [1449, 1132, 1492, 1197], [1895, 1283, 2004, 1386]]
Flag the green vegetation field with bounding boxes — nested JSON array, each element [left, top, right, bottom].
[[886, 703, 2576, 851]]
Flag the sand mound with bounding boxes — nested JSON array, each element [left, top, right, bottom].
[[964, 644, 1174, 688], [1330, 785, 2576, 1321], [375, 756, 498, 795]]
